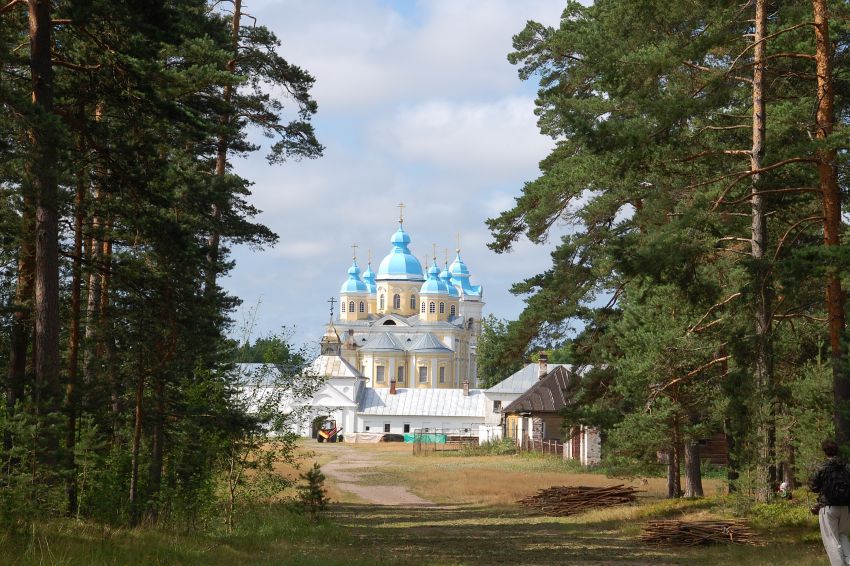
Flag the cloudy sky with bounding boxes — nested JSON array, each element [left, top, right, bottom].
[[224, 1, 568, 346]]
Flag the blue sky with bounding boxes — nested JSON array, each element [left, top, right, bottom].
[[223, 1, 570, 347]]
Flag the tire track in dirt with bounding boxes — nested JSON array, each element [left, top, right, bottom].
[[317, 444, 434, 506]]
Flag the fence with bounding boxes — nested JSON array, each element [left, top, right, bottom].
[[521, 438, 564, 457], [412, 428, 478, 455]]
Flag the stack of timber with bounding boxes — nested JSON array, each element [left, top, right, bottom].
[[641, 519, 762, 546], [518, 485, 640, 516]]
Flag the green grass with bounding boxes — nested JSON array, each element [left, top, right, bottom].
[[2, 446, 832, 565]]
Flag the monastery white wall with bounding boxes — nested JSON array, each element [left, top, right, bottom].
[[355, 414, 483, 435]]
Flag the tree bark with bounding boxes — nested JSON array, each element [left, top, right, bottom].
[[751, 0, 776, 501], [205, 0, 242, 295], [684, 440, 704, 498], [28, 0, 61, 467], [129, 368, 144, 526], [147, 372, 164, 523], [812, 0, 849, 446], [667, 417, 682, 498], [65, 163, 86, 514]]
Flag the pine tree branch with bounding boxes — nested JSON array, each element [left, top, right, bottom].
[[687, 293, 742, 335], [651, 355, 732, 401], [773, 215, 823, 260], [0, 0, 22, 15], [720, 187, 821, 206], [727, 22, 817, 75], [705, 157, 820, 210], [680, 149, 751, 162]]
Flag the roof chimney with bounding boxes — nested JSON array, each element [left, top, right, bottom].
[[462, 379, 469, 396], [538, 353, 549, 380], [390, 380, 397, 395]]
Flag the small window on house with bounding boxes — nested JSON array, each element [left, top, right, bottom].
[[493, 400, 502, 413], [429, 302, 435, 313], [380, 295, 385, 309], [341, 301, 346, 313], [439, 302, 445, 314], [349, 301, 355, 313], [439, 366, 445, 383], [384, 423, 391, 433], [410, 295, 416, 309], [421, 302, 426, 313], [393, 294, 401, 309], [397, 366, 405, 382], [365, 424, 371, 431], [376, 366, 385, 382], [403, 423, 410, 433], [419, 366, 427, 383], [450, 305, 456, 317], [359, 302, 365, 313]]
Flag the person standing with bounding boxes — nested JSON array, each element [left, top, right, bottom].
[[810, 439, 850, 566]]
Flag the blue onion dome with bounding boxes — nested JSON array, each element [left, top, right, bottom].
[[339, 259, 369, 294], [376, 223, 424, 281], [420, 260, 450, 295], [449, 251, 482, 296], [440, 262, 460, 298], [361, 261, 377, 294]]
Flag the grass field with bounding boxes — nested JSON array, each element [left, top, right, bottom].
[[4, 442, 830, 565]]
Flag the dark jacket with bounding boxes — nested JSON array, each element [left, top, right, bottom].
[[809, 457, 848, 505]]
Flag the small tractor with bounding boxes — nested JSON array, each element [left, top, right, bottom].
[[317, 419, 343, 443]]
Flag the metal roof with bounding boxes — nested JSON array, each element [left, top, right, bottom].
[[501, 365, 576, 414], [407, 333, 452, 353], [485, 363, 570, 394], [309, 355, 363, 378], [360, 332, 405, 352], [358, 387, 485, 417]]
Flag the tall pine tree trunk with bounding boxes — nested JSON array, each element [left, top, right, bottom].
[[129, 365, 144, 526], [65, 163, 86, 514], [812, 0, 849, 445], [667, 416, 682, 498], [750, 0, 776, 501], [28, 0, 62, 468], [206, 0, 242, 295], [684, 440, 704, 497]]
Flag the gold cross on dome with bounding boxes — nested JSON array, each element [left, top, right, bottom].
[[397, 202, 405, 223], [351, 242, 358, 260], [456, 232, 461, 253], [328, 297, 337, 319], [432, 243, 437, 261]]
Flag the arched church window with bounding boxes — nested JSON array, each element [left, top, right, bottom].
[[450, 305, 456, 317], [439, 302, 445, 314], [359, 302, 365, 313], [393, 294, 401, 309], [349, 301, 355, 313], [410, 295, 416, 309], [421, 302, 426, 313], [341, 301, 346, 313], [429, 302, 435, 313], [380, 295, 385, 309]]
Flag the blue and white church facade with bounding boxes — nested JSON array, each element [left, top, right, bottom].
[[290, 215, 500, 439]]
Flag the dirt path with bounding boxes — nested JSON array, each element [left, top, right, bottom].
[[317, 443, 434, 506]]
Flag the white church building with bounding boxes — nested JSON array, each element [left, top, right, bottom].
[[277, 214, 599, 463]]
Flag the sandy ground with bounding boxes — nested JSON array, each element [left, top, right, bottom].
[[317, 443, 434, 506]]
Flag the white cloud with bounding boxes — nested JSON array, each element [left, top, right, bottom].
[[223, 1, 569, 344], [373, 97, 552, 177], [247, 0, 564, 112]]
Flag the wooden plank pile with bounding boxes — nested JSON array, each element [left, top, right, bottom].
[[641, 519, 762, 546], [517, 484, 640, 516]]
